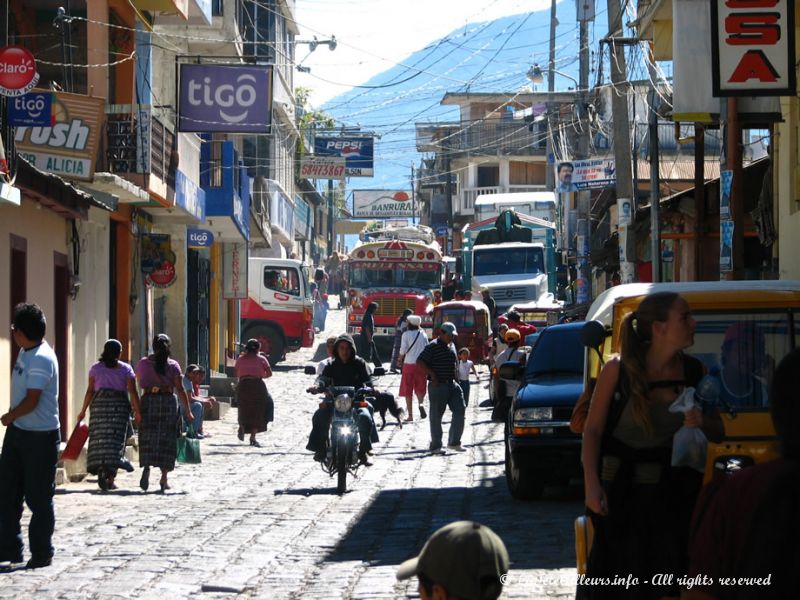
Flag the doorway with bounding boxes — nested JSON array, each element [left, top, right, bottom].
[[9, 235, 27, 372], [54, 252, 69, 440]]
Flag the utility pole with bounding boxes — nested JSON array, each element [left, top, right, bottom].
[[410, 163, 416, 226], [647, 44, 660, 283], [544, 0, 557, 191], [606, 0, 635, 283], [575, 15, 591, 304]]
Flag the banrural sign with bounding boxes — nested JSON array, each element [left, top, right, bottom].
[[178, 64, 273, 133], [353, 190, 414, 218], [711, 0, 796, 96], [14, 90, 105, 181], [0, 46, 39, 97]]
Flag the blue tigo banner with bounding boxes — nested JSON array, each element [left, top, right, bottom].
[[178, 64, 272, 133], [313, 136, 374, 177], [8, 92, 54, 127], [187, 228, 214, 248]]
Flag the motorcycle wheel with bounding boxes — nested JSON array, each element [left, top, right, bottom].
[[336, 446, 347, 495]]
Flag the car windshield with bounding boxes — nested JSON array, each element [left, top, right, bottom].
[[473, 247, 544, 277], [348, 265, 442, 290], [526, 327, 584, 379]]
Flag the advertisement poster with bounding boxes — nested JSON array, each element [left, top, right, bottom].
[[353, 190, 414, 218], [720, 220, 734, 273], [313, 136, 374, 177], [555, 158, 616, 191], [223, 242, 248, 299], [720, 170, 733, 219], [141, 234, 177, 288]]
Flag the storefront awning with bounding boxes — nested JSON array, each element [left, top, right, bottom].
[[15, 157, 92, 220]]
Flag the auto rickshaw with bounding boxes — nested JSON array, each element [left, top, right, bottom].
[[573, 280, 800, 584], [432, 300, 493, 364]]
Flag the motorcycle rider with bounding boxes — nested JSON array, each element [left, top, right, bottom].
[[306, 334, 377, 466]]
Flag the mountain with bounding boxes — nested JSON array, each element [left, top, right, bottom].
[[320, 3, 611, 204]]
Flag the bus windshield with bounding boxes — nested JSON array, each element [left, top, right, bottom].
[[348, 265, 442, 290], [473, 247, 544, 277]]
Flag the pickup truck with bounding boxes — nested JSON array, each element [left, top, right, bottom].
[[504, 321, 585, 500]]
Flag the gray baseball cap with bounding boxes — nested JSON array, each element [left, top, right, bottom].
[[440, 321, 458, 336]]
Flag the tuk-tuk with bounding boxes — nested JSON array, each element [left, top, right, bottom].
[[504, 299, 565, 330], [574, 280, 800, 579], [432, 300, 493, 364]]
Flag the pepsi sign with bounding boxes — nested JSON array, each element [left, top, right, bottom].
[[313, 136, 374, 177], [8, 92, 54, 127], [187, 228, 215, 248]]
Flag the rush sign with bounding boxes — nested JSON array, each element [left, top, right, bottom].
[[712, 0, 796, 96]]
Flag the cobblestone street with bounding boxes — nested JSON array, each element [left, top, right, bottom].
[[0, 308, 582, 599]]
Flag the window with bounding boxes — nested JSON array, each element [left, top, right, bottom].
[[263, 267, 301, 296], [473, 247, 544, 277]]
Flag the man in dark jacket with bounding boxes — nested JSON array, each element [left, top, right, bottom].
[[306, 334, 377, 465]]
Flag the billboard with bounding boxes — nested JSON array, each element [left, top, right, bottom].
[[353, 190, 413, 218], [313, 136, 374, 177], [300, 156, 346, 180], [178, 64, 272, 133], [14, 89, 106, 181], [555, 158, 615, 191], [711, 0, 796, 97]]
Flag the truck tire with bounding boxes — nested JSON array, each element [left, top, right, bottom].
[[245, 326, 284, 366], [504, 437, 545, 500]]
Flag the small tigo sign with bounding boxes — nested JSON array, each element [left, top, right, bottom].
[[187, 228, 215, 248], [8, 92, 54, 127]]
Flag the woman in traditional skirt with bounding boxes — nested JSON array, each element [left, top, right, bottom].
[[135, 334, 194, 493], [77, 340, 142, 491], [235, 339, 273, 447]]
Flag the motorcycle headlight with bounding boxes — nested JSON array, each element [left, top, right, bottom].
[[334, 394, 353, 412], [513, 407, 552, 423]]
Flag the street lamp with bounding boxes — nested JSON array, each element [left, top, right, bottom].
[[526, 64, 579, 88], [295, 36, 337, 73]]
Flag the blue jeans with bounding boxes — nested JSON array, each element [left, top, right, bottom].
[[307, 406, 375, 454], [459, 380, 471, 406], [427, 382, 465, 450], [0, 425, 60, 562], [180, 401, 204, 436]]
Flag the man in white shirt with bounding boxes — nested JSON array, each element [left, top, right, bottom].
[[316, 336, 337, 375], [398, 315, 429, 421]]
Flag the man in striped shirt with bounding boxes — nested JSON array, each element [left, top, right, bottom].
[[417, 322, 466, 455]]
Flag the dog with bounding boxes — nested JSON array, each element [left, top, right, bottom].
[[371, 391, 405, 430]]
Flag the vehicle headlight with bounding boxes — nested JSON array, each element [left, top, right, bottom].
[[334, 394, 353, 412], [513, 407, 552, 422]]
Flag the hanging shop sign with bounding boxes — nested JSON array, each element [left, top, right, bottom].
[[8, 92, 54, 127], [222, 242, 248, 299], [187, 228, 215, 248], [299, 156, 346, 180], [353, 190, 413, 218], [178, 63, 273, 133], [13, 90, 106, 181], [313, 136, 374, 177], [141, 234, 178, 288], [711, 0, 796, 97], [0, 46, 39, 97]]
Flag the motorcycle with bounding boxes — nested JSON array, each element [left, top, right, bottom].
[[315, 384, 374, 494]]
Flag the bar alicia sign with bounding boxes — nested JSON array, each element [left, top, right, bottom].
[[13, 90, 105, 181], [711, 0, 796, 96]]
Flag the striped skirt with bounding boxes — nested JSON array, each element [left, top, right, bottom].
[[86, 389, 131, 475], [237, 378, 271, 433], [139, 392, 179, 471]]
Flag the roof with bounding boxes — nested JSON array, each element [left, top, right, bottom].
[[586, 281, 800, 324], [248, 257, 305, 268], [474, 192, 556, 206]]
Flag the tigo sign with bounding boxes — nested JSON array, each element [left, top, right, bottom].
[[187, 228, 214, 248], [353, 190, 413, 218], [711, 0, 796, 96], [179, 64, 273, 132], [8, 92, 54, 126], [314, 136, 374, 177], [0, 46, 39, 97]]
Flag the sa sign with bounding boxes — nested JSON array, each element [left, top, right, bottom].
[[712, 0, 796, 96], [0, 46, 40, 97], [187, 228, 215, 248]]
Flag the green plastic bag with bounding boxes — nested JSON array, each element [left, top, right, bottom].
[[176, 426, 201, 464]]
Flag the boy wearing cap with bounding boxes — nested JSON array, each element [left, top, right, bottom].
[[417, 322, 466, 454], [396, 521, 509, 600]]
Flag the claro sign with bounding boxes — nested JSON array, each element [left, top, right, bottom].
[[179, 64, 273, 132], [711, 0, 796, 96], [14, 90, 105, 181]]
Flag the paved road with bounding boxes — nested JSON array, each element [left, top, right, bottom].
[[0, 308, 582, 599]]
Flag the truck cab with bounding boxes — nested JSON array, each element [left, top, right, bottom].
[[240, 257, 314, 365]]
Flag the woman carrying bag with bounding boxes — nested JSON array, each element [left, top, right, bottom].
[[77, 340, 141, 491], [135, 334, 193, 493], [235, 339, 273, 447]]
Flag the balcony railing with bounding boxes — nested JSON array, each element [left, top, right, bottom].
[[449, 121, 547, 156], [104, 105, 176, 191], [461, 186, 501, 213]]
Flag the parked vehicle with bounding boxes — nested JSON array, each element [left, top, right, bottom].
[[314, 384, 372, 495], [574, 280, 800, 575], [432, 300, 493, 364], [504, 322, 585, 500], [241, 258, 315, 365]]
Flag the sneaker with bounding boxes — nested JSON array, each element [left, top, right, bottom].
[[430, 447, 446, 455], [26, 556, 52, 569], [419, 404, 427, 419], [447, 444, 467, 453]]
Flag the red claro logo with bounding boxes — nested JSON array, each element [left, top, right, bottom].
[[0, 46, 39, 97]]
